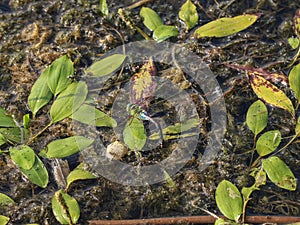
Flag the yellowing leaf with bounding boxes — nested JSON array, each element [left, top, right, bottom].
[[0, 193, 14, 206], [66, 164, 96, 190], [288, 37, 300, 49], [130, 58, 157, 109], [179, 0, 198, 30], [248, 72, 295, 115], [194, 14, 260, 38]]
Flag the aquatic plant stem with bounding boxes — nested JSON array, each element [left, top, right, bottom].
[[26, 121, 53, 145]]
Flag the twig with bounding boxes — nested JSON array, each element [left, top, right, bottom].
[[88, 215, 300, 225]]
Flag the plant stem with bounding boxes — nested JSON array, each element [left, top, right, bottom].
[[26, 121, 53, 145]]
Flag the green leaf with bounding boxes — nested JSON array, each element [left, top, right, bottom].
[[249, 71, 295, 115], [179, 0, 198, 30], [28, 66, 53, 117], [246, 100, 268, 135], [47, 55, 73, 96], [140, 7, 163, 31], [66, 164, 96, 190], [149, 118, 200, 140], [0, 127, 21, 143], [295, 116, 300, 135], [42, 136, 94, 158], [85, 54, 126, 77], [52, 190, 80, 225], [20, 155, 49, 188], [289, 63, 300, 101], [50, 82, 88, 123], [123, 118, 146, 150], [256, 130, 281, 156], [215, 180, 242, 222], [0, 193, 14, 206], [194, 14, 260, 38], [0, 215, 9, 225], [0, 134, 6, 146], [69, 104, 117, 127], [262, 156, 297, 191], [0, 108, 16, 127], [153, 25, 179, 42], [23, 114, 30, 129], [99, 0, 108, 16], [242, 168, 266, 202], [10, 145, 35, 170], [288, 37, 300, 49]]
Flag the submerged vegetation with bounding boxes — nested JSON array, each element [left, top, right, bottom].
[[0, 0, 300, 224]]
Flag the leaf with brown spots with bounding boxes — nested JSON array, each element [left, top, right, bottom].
[[248, 71, 295, 116], [227, 64, 289, 86], [130, 57, 157, 109]]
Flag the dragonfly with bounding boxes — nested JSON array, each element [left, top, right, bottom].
[[126, 57, 164, 146]]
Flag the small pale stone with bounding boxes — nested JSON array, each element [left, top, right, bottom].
[[106, 141, 128, 160]]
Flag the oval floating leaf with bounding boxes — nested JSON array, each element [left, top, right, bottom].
[[0, 193, 14, 206], [50, 82, 88, 123], [246, 100, 268, 135], [0, 215, 9, 225], [179, 0, 198, 30], [140, 7, 163, 31], [69, 104, 117, 127], [153, 25, 179, 42], [262, 156, 296, 190], [289, 63, 300, 101], [248, 72, 295, 115], [66, 164, 96, 190], [43, 136, 94, 158], [256, 130, 281, 156], [194, 14, 260, 38], [85, 54, 127, 77], [10, 145, 35, 170], [47, 55, 73, 96], [123, 118, 146, 150], [52, 190, 80, 225], [28, 66, 53, 117], [0, 108, 16, 127], [215, 180, 242, 222], [20, 155, 49, 188]]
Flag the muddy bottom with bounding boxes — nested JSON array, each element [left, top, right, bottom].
[[0, 0, 299, 224]]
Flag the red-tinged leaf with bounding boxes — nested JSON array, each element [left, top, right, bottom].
[[294, 9, 300, 37], [248, 72, 295, 116], [130, 57, 157, 109], [227, 64, 289, 86]]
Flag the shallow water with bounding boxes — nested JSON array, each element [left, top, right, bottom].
[[0, 0, 300, 224]]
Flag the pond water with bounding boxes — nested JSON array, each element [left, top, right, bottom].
[[0, 0, 299, 224]]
